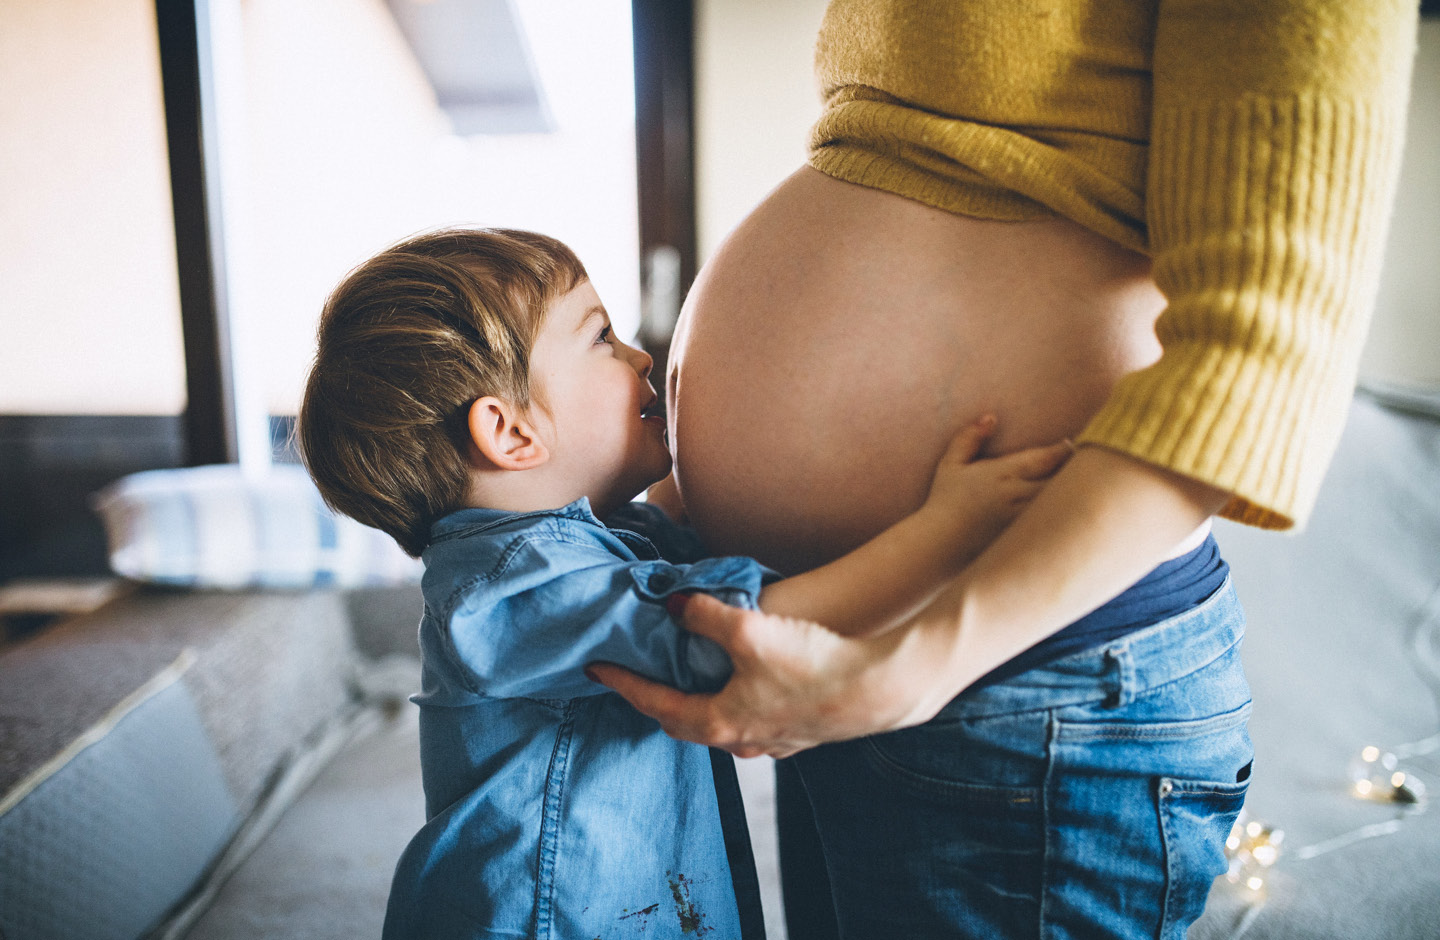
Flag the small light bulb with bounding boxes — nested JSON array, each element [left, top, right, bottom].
[[1224, 811, 1284, 892], [1351, 747, 1427, 805]]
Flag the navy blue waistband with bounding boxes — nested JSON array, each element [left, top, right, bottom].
[[971, 534, 1229, 689]]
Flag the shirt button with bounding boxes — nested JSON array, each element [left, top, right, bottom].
[[1158, 779, 1174, 797]]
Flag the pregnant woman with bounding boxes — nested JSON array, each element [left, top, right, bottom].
[[593, 2, 1419, 938]]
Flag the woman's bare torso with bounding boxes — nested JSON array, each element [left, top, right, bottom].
[[669, 166, 1169, 575]]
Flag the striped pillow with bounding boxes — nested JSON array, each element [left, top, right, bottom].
[[91, 465, 423, 589]]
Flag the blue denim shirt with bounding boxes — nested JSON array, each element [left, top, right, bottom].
[[382, 498, 776, 940]]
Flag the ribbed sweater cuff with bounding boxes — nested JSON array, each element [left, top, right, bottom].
[[1078, 93, 1405, 529]]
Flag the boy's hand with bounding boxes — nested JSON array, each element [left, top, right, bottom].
[[921, 416, 1072, 557]]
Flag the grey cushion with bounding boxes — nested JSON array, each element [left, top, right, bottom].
[[0, 590, 361, 940], [0, 665, 237, 940]]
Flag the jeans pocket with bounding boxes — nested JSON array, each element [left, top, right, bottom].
[[821, 736, 1044, 936], [1158, 776, 1249, 938], [860, 709, 1047, 804], [861, 735, 1043, 806]]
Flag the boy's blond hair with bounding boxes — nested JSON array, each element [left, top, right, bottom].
[[298, 228, 587, 556]]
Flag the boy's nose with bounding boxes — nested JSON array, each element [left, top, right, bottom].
[[630, 344, 654, 379]]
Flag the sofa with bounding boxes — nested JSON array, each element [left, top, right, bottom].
[[0, 583, 424, 940]]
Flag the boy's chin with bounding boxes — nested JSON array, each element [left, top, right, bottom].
[[643, 458, 673, 488], [591, 485, 651, 516]]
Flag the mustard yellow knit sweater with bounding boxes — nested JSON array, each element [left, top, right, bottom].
[[810, 0, 1419, 529]]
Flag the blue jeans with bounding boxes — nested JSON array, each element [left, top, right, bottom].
[[781, 581, 1252, 940]]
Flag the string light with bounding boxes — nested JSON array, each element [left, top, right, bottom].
[[1216, 604, 1439, 903], [1224, 810, 1283, 893], [1350, 746, 1427, 805]]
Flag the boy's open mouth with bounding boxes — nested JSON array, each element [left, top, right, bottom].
[[641, 396, 661, 420]]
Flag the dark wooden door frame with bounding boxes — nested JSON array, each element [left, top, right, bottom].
[[155, 0, 238, 466], [631, 0, 698, 390]]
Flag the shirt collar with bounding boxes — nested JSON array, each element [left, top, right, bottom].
[[428, 496, 602, 543]]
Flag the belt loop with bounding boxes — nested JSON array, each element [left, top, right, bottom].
[[1101, 646, 1132, 709]]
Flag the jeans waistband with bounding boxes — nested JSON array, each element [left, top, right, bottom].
[[941, 578, 1243, 719]]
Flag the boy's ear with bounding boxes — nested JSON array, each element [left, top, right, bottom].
[[467, 397, 550, 471]]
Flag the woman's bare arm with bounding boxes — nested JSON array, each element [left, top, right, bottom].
[[586, 445, 1230, 758]]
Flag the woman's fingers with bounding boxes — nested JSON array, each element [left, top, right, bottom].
[[584, 662, 721, 741], [670, 591, 738, 634], [591, 593, 936, 759], [587, 594, 752, 746], [588, 594, 842, 756]]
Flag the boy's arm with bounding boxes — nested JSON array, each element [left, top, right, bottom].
[[759, 419, 1070, 636], [758, 510, 969, 636], [446, 536, 773, 701]]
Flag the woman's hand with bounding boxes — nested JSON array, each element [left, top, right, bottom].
[[587, 447, 1230, 758], [586, 592, 956, 758]]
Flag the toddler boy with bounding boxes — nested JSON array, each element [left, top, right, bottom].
[[298, 228, 1068, 939]]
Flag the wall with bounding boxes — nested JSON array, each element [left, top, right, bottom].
[[1360, 19, 1440, 389], [693, 0, 829, 262], [0, 0, 187, 415], [0, 0, 640, 419]]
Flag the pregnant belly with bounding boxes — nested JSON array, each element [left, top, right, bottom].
[[669, 167, 1167, 575]]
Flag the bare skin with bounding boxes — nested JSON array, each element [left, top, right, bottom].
[[594, 447, 1227, 758], [589, 166, 1230, 756], [669, 166, 1177, 575]]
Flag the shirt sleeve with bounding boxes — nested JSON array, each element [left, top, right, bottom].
[[1076, 0, 1419, 529], [442, 538, 778, 700]]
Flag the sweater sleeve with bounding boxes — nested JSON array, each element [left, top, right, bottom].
[[1076, 0, 1419, 529]]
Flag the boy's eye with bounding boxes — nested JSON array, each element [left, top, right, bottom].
[[596, 324, 612, 345]]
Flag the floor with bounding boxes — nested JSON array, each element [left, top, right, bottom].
[[734, 748, 787, 939], [185, 707, 425, 940], [185, 702, 790, 939]]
